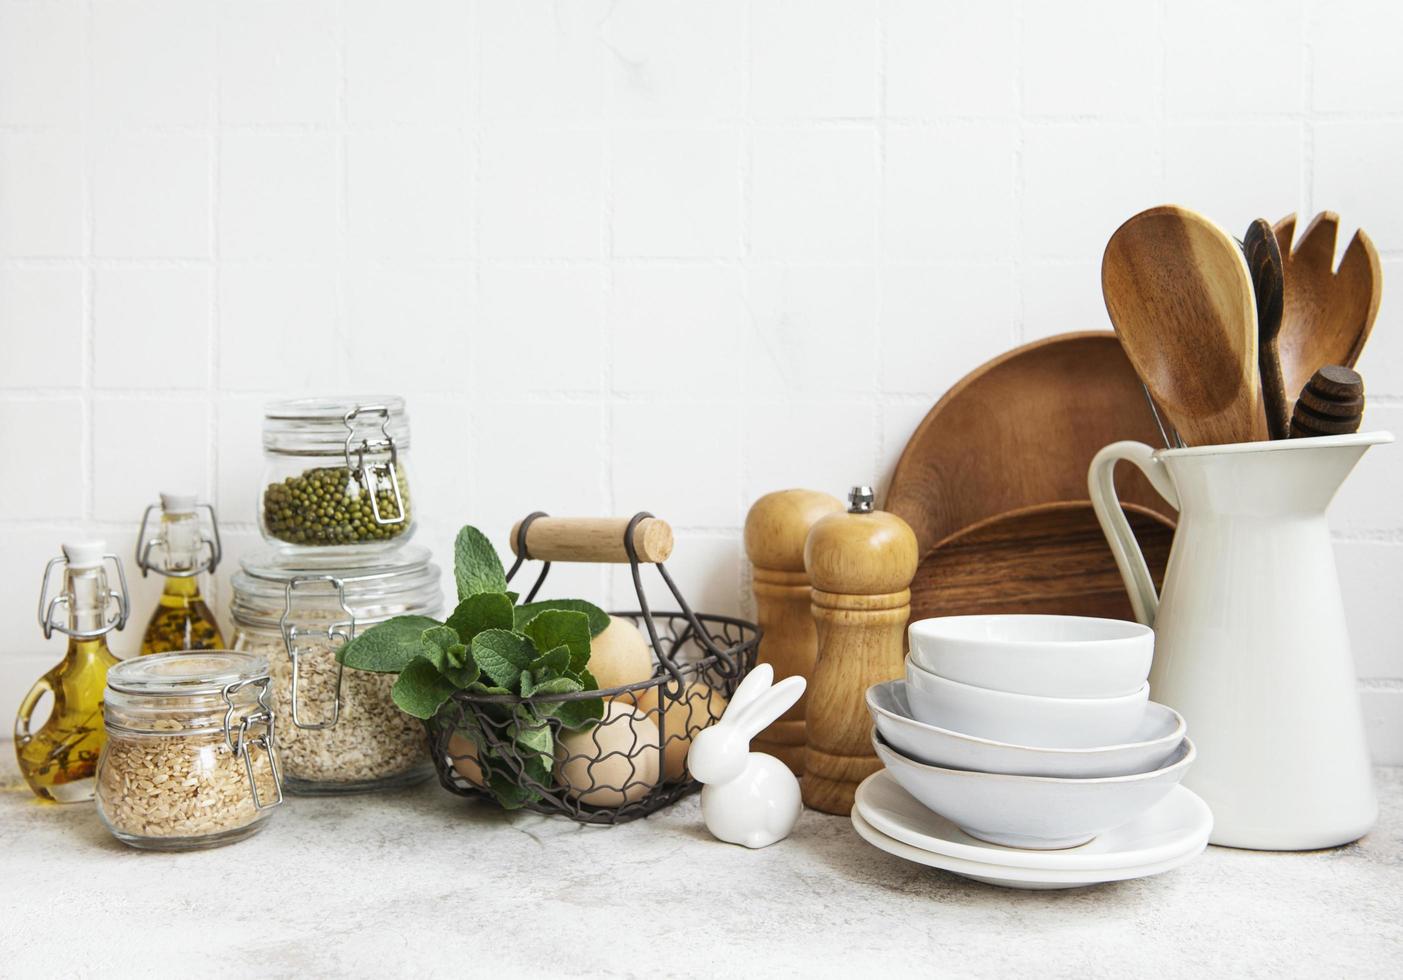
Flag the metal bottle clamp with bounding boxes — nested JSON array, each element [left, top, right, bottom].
[[221, 676, 284, 811], [37, 554, 131, 640], [135, 502, 223, 578], [279, 575, 356, 730], [343, 404, 406, 527]]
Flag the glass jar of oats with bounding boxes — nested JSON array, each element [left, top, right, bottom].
[[96, 651, 282, 851], [229, 546, 442, 795]]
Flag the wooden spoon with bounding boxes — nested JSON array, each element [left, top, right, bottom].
[[1242, 218, 1288, 439], [1102, 205, 1265, 446], [1272, 212, 1381, 412]]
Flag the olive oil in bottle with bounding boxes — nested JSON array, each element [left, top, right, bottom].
[[15, 542, 130, 802], [136, 493, 225, 654]]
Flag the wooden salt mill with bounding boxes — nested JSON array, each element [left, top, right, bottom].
[[744, 489, 844, 774], [802, 485, 918, 816]]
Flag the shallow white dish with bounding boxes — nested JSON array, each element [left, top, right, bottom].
[[908, 614, 1153, 698], [873, 730, 1195, 849], [854, 766, 1212, 871], [905, 657, 1149, 748], [850, 774, 1211, 890], [868, 680, 1185, 778]]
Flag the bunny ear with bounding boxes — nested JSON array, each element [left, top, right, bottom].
[[720, 663, 775, 722], [729, 675, 806, 740]]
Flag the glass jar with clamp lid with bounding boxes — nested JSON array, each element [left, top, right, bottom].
[[259, 396, 415, 555], [229, 546, 441, 793], [96, 650, 282, 850]]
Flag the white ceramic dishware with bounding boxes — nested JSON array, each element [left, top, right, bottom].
[[872, 730, 1195, 849], [867, 681, 1184, 778], [904, 658, 1149, 748], [907, 614, 1153, 699], [850, 770, 1211, 890], [1090, 431, 1393, 849]]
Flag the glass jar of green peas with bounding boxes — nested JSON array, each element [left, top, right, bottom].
[[259, 396, 416, 556]]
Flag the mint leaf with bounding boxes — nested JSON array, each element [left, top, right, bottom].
[[553, 695, 605, 730], [445, 592, 515, 645], [519, 670, 535, 698], [470, 629, 537, 691], [454, 526, 507, 601], [514, 599, 609, 636], [420, 626, 464, 670], [337, 615, 442, 672], [529, 675, 583, 699], [528, 644, 571, 677], [391, 657, 458, 719], [510, 715, 553, 759], [421, 626, 479, 688], [522, 610, 592, 674]]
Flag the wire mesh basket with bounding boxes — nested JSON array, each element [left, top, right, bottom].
[[426, 513, 760, 825]]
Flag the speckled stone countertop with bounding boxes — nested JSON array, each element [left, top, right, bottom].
[[2, 755, 1400, 978]]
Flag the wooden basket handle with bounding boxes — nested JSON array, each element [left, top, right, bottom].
[[508, 516, 674, 564]]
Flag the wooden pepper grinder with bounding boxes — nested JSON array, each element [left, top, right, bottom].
[[801, 485, 918, 815], [744, 489, 844, 774]]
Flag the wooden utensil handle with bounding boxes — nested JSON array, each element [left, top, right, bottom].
[[508, 516, 674, 564]]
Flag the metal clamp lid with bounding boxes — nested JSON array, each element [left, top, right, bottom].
[[135, 501, 223, 578], [221, 676, 283, 811], [280, 575, 356, 730], [343, 404, 407, 527], [37, 551, 130, 640]]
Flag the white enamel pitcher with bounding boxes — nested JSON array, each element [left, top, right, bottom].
[[1090, 431, 1393, 850]]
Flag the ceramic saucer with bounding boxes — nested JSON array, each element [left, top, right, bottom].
[[849, 769, 1211, 889]]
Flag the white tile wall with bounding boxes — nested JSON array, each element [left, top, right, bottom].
[[1, 0, 1400, 760]]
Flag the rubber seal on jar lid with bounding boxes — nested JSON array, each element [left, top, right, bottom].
[[62, 541, 106, 570], [106, 650, 270, 696], [159, 492, 198, 514]]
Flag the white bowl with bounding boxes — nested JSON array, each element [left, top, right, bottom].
[[905, 657, 1149, 748], [868, 680, 1185, 778], [908, 614, 1153, 698], [873, 729, 1196, 849]]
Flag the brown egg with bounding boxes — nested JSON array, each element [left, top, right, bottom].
[[554, 702, 660, 807], [587, 615, 655, 693], [446, 731, 485, 787], [637, 682, 729, 781]]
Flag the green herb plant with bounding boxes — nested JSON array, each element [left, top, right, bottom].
[[336, 526, 610, 808]]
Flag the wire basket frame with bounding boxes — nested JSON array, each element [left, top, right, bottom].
[[426, 513, 760, 825]]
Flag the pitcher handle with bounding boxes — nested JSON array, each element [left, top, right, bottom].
[[1088, 441, 1180, 628], [14, 673, 55, 747]]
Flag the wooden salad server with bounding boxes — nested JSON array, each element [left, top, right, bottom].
[[1272, 212, 1381, 414]]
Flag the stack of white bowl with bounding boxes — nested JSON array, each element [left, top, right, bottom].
[[859, 615, 1206, 878]]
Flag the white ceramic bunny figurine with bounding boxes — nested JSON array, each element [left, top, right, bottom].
[[688, 663, 807, 849]]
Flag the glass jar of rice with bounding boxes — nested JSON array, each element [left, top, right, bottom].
[[96, 650, 282, 850], [229, 546, 442, 794]]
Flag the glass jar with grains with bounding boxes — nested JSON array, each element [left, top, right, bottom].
[[229, 547, 442, 794], [259, 396, 415, 554], [96, 651, 282, 851]]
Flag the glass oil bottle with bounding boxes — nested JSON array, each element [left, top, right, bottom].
[[15, 542, 130, 802], [136, 493, 225, 654]]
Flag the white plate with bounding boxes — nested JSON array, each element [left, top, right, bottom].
[[854, 767, 1213, 872], [850, 806, 1207, 890]]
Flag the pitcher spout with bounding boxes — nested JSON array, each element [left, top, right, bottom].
[[1158, 430, 1394, 517]]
